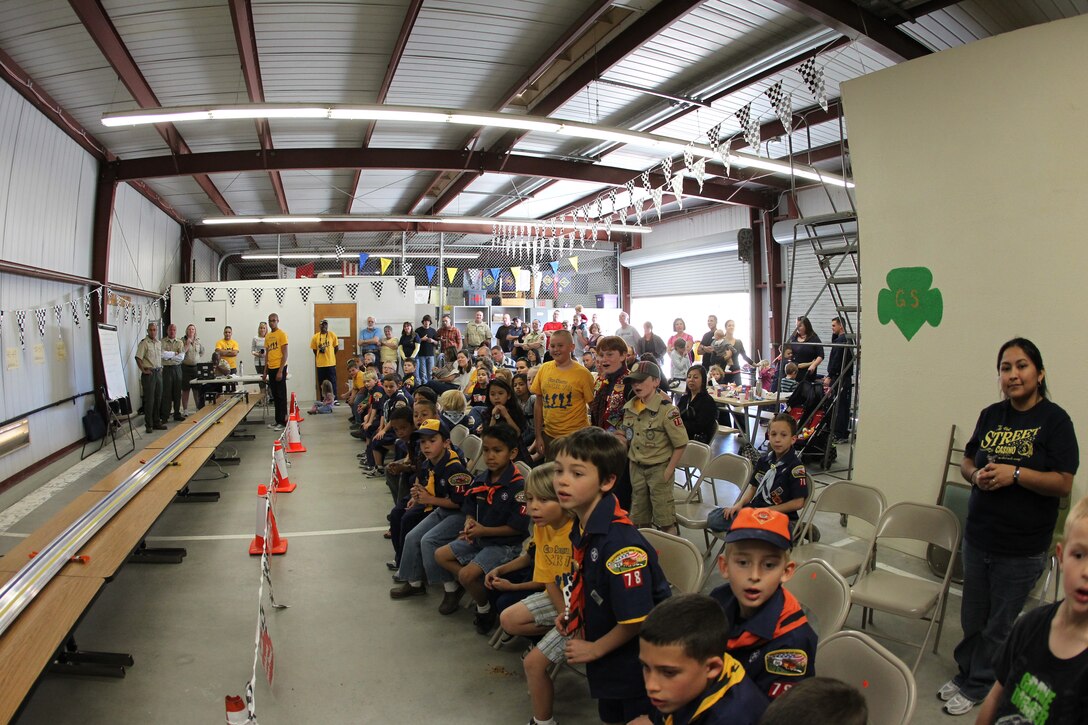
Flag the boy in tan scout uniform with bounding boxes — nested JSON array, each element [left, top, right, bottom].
[[619, 361, 688, 533]]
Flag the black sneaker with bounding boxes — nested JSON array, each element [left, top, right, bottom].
[[385, 560, 398, 571], [473, 608, 497, 635], [389, 582, 426, 599], [438, 586, 464, 615]]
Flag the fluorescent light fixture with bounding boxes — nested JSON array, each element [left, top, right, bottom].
[[317, 271, 343, 277], [101, 103, 854, 188], [202, 214, 652, 234]]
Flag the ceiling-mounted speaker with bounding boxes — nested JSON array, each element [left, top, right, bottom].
[[737, 228, 754, 263]]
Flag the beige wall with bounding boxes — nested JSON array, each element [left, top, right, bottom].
[[842, 14, 1088, 511]]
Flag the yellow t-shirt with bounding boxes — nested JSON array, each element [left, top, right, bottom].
[[310, 331, 339, 367], [265, 329, 288, 369], [349, 370, 365, 394], [532, 518, 575, 584], [530, 360, 595, 437], [215, 339, 239, 369]]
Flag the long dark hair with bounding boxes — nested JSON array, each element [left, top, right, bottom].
[[997, 337, 1048, 399], [483, 378, 527, 432], [686, 364, 708, 397], [795, 316, 816, 339]]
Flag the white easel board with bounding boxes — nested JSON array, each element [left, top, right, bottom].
[[97, 324, 129, 402]]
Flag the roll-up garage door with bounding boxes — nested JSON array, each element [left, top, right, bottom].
[[629, 254, 749, 297], [782, 245, 859, 342]]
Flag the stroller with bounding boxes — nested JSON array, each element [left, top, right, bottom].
[[786, 379, 837, 466]]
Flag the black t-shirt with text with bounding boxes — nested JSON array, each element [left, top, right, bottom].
[[964, 398, 1078, 556], [992, 601, 1088, 724]]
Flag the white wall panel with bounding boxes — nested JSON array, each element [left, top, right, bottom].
[[108, 183, 183, 292], [0, 272, 95, 483], [191, 239, 220, 283], [0, 82, 97, 276]]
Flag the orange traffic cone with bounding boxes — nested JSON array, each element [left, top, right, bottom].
[[285, 417, 306, 453], [288, 393, 302, 423], [272, 440, 297, 493], [249, 488, 288, 555]]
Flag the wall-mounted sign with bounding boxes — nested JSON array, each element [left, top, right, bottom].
[[877, 266, 943, 341]]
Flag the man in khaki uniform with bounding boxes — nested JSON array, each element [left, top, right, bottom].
[[620, 361, 688, 532], [160, 323, 185, 423], [464, 310, 491, 353], [135, 322, 166, 433]]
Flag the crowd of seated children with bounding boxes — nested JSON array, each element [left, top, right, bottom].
[[360, 373, 412, 477], [706, 413, 809, 534], [435, 424, 529, 633], [438, 389, 483, 437]]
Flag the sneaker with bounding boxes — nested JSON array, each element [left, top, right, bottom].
[[943, 693, 977, 716], [385, 560, 398, 571], [473, 609, 498, 635], [389, 582, 426, 599], [937, 680, 961, 702], [438, 586, 464, 615], [391, 574, 406, 584]]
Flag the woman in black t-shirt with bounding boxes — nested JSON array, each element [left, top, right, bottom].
[[677, 365, 717, 445], [788, 317, 823, 382], [940, 337, 1079, 716], [397, 321, 420, 364]]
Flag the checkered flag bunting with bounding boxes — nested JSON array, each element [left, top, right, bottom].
[[97, 288, 104, 315], [299, 287, 310, 303], [371, 280, 384, 299], [183, 286, 194, 303], [84, 295, 92, 320], [34, 308, 46, 338], [334, 242, 345, 259], [53, 305, 63, 329], [764, 81, 793, 135], [798, 57, 828, 112], [660, 156, 673, 179], [735, 103, 761, 153], [345, 283, 359, 300], [227, 287, 238, 306], [650, 187, 664, 220], [71, 300, 81, 326], [204, 287, 216, 302], [396, 278, 409, 296], [323, 284, 336, 301], [669, 172, 685, 209], [16, 310, 26, 348], [123, 304, 130, 326], [274, 288, 286, 306], [253, 288, 263, 306]]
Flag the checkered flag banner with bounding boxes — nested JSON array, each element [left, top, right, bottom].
[[764, 81, 793, 135], [34, 308, 46, 338], [227, 287, 238, 306], [122, 304, 130, 326], [345, 282, 359, 300], [670, 172, 685, 209], [53, 305, 63, 329], [396, 278, 409, 296], [660, 156, 673, 180], [70, 300, 81, 326], [334, 242, 345, 259], [97, 287, 104, 315], [253, 288, 263, 306], [16, 310, 26, 348], [735, 102, 762, 154], [274, 288, 286, 306], [798, 57, 828, 112], [83, 294, 92, 321], [323, 284, 336, 301], [204, 287, 216, 302], [299, 287, 310, 303], [371, 280, 384, 299], [183, 285, 194, 303], [650, 187, 664, 220], [707, 121, 723, 149]]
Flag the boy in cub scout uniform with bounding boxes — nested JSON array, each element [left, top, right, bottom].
[[620, 361, 688, 533], [709, 508, 817, 702]]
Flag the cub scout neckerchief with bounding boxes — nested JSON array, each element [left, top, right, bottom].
[[727, 588, 808, 650]]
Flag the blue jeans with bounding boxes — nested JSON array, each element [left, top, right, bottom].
[[396, 508, 466, 585], [952, 538, 1046, 701], [416, 355, 434, 384]]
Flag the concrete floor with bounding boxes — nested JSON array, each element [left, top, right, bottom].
[[0, 407, 1052, 724]]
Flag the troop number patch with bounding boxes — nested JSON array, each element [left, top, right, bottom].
[[605, 546, 648, 575]]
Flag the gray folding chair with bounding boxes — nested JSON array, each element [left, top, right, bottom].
[[450, 424, 469, 448], [459, 434, 482, 471], [672, 441, 711, 501], [674, 453, 751, 581], [639, 528, 703, 594], [817, 630, 917, 725], [784, 559, 850, 640], [849, 502, 961, 672], [792, 481, 886, 581]]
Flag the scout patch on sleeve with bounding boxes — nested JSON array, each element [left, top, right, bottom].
[[791, 465, 807, 480], [667, 408, 683, 426], [765, 649, 808, 677], [605, 546, 648, 575], [514, 491, 526, 503], [448, 472, 473, 490]]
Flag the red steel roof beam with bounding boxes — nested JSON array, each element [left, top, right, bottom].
[[773, 0, 932, 62]]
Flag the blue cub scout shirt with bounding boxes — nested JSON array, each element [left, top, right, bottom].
[[749, 449, 809, 523], [569, 494, 671, 699], [649, 652, 768, 725], [420, 449, 473, 506], [462, 464, 529, 546]]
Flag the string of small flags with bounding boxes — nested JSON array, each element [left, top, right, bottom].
[[487, 52, 833, 259]]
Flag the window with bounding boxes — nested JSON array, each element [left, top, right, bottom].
[[630, 293, 752, 378]]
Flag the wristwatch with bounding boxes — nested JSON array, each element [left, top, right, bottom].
[[1013, 466, 1021, 485]]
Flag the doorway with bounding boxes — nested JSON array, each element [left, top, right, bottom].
[[313, 303, 358, 398]]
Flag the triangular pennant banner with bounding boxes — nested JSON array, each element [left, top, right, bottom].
[[35, 308, 47, 337], [396, 278, 409, 296], [425, 265, 437, 283], [323, 284, 336, 301], [735, 102, 762, 153], [798, 57, 829, 112], [71, 300, 81, 327], [548, 261, 559, 274], [204, 287, 216, 302], [446, 268, 458, 284], [335, 243, 346, 258], [670, 172, 685, 209], [358, 253, 369, 271], [651, 187, 665, 220], [253, 288, 263, 306], [569, 257, 578, 273], [227, 287, 238, 306], [764, 81, 793, 135], [274, 288, 286, 306], [16, 310, 26, 349], [299, 287, 311, 303], [372, 280, 384, 299], [345, 283, 359, 300], [53, 305, 63, 329], [84, 295, 92, 320], [183, 286, 194, 303], [379, 258, 392, 274]]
